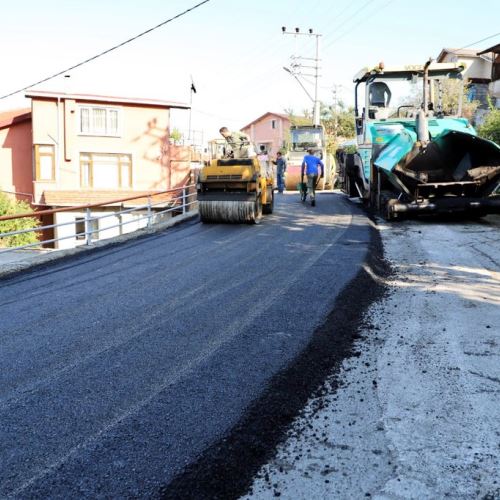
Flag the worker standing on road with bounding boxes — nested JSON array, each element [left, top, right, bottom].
[[274, 151, 287, 194], [301, 149, 324, 207], [257, 145, 275, 187]]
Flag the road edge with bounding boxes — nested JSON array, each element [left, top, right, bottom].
[[0, 211, 198, 281]]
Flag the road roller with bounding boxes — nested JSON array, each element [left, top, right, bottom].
[[197, 156, 274, 223]]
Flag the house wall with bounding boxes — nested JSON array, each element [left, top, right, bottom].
[[54, 209, 149, 250], [169, 145, 192, 187], [489, 80, 500, 101], [440, 54, 491, 81], [0, 120, 33, 201], [31, 98, 173, 203], [242, 115, 290, 156]]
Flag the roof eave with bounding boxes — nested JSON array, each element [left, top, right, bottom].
[[0, 112, 32, 130], [25, 91, 190, 109], [477, 43, 500, 55]]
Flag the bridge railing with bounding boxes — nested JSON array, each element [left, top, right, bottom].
[[0, 184, 197, 253]]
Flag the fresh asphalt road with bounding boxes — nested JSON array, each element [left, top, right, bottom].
[[0, 192, 373, 498]]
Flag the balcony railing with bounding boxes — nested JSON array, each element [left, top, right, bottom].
[[0, 184, 197, 253]]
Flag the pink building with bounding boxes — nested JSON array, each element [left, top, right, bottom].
[[0, 108, 33, 203], [241, 112, 290, 156], [0, 91, 191, 248]]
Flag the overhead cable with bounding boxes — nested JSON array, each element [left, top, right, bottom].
[[459, 32, 500, 50], [0, 0, 211, 100]]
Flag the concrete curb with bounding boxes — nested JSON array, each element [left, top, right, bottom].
[[0, 210, 199, 280]]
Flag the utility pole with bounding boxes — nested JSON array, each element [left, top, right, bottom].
[[281, 27, 322, 127]]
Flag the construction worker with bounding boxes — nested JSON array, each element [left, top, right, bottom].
[[256, 145, 276, 186], [274, 151, 287, 193], [301, 149, 324, 207], [219, 127, 254, 159], [369, 81, 392, 108]]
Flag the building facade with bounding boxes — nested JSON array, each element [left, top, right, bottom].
[[437, 48, 493, 107], [241, 112, 290, 156], [0, 91, 190, 248], [478, 43, 500, 107]]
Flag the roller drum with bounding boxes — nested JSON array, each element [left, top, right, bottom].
[[199, 200, 261, 224]]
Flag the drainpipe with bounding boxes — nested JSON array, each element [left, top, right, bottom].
[[57, 97, 60, 179]]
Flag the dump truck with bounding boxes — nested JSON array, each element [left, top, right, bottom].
[[285, 125, 335, 191], [336, 60, 500, 219], [197, 139, 274, 223]]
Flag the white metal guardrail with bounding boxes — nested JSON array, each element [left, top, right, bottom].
[[0, 184, 197, 253]]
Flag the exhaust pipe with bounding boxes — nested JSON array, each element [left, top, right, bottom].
[[416, 58, 432, 146]]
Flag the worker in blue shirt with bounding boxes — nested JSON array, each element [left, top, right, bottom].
[[301, 149, 324, 206]]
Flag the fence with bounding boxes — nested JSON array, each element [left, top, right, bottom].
[[0, 184, 197, 253]]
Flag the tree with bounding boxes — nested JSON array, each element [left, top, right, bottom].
[[440, 79, 479, 122], [170, 128, 183, 145], [397, 79, 479, 121], [0, 192, 39, 248], [477, 98, 500, 145], [320, 101, 356, 153]]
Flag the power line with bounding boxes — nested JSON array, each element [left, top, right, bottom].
[[0, 0, 212, 100], [316, 0, 364, 39], [322, 0, 376, 47], [459, 31, 500, 50], [323, 0, 393, 51]]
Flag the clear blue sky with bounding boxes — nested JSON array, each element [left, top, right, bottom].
[[1, 0, 499, 139]]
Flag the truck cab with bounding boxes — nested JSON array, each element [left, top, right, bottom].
[[285, 125, 334, 190]]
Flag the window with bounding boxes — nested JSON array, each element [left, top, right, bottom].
[[81, 155, 92, 188], [34, 144, 55, 181], [271, 119, 277, 129], [80, 153, 132, 188], [75, 217, 86, 240], [75, 216, 99, 241], [79, 106, 121, 136]]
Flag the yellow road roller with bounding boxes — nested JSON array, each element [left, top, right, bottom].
[[197, 157, 274, 223]]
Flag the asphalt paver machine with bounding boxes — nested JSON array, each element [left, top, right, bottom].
[[336, 60, 500, 219]]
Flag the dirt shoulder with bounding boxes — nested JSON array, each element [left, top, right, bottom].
[[245, 214, 500, 499]]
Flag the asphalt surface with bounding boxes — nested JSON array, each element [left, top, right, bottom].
[[0, 192, 374, 498]]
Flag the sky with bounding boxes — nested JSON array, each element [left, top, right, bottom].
[[1, 0, 499, 142]]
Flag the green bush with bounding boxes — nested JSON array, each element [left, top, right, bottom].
[[477, 107, 500, 145], [0, 191, 40, 248]]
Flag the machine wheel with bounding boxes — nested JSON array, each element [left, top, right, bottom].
[[252, 195, 263, 224], [382, 195, 399, 221], [263, 190, 274, 214]]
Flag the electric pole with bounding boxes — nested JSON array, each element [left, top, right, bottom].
[[281, 27, 322, 127]]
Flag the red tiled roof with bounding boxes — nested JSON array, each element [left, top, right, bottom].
[[0, 108, 31, 129], [42, 190, 179, 208], [25, 90, 189, 109]]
